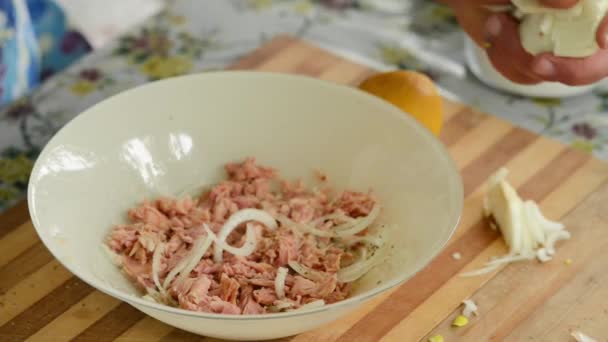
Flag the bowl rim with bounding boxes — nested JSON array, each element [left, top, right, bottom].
[[28, 71, 463, 320]]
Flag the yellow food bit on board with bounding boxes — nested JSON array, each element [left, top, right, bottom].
[[428, 334, 445, 342], [565, 258, 573, 265], [452, 315, 469, 327]]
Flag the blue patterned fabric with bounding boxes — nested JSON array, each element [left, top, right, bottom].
[[0, 0, 90, 105]]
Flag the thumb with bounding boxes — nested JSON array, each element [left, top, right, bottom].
[[484, 14, 541, 84], [597, 15, 608, 49]]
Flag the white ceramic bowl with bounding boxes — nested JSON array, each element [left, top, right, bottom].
[[28, 72, 463, 340], [465, 37, 597, 98]]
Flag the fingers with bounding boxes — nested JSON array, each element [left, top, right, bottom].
[[539, 0, 579, 8], [597, 14, 608, 48], [532, 50, 608, 85], [484, 14, 542, 84]]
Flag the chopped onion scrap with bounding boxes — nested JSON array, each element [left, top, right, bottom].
[[338, 245, 386, 283], [571, 330, 598, 342], [275, 267, 288, 299], [536, 248, 552, 263], [463, 168, 571, 277], [213, 209, 278, 263], [462, 299, 478, 317]]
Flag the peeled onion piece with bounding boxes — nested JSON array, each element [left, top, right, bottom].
[[213, 209, 278, 263], [464, 167, 571, 277], [485, 176, 524, 255]]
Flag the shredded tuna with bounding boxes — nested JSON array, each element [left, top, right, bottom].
[[106, 158, 386, 315]]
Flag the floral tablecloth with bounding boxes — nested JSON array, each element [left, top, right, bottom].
[[1, 0, 608, 212]]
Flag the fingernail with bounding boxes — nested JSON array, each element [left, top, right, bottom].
[[603, 32, 608, 48], [486, 16, 502, 37], [533, 58, 556, 76]]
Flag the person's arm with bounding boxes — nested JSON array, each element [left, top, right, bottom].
[[446, 0, 608, 85]]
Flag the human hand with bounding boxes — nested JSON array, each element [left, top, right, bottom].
[[451, 0, 608, 85]]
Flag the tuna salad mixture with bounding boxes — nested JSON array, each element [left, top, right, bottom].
[[104, 158, 387, 315]]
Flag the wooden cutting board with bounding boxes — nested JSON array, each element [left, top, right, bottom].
[[2, 36, 608, 342]]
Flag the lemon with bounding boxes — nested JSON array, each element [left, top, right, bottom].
[[359, 71, 443, 136]]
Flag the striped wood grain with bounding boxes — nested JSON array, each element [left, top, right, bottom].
[[0, 36, 607, 342]]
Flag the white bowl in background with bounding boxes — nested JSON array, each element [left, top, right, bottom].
[[465, 37, 597, 98], [28, 72, 463, 340]]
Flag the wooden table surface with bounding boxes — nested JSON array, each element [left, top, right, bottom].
[[1, 36, 608, 342]]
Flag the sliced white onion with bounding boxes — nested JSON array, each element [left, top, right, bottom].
[[460, 264, 500, 277], [295, 300, 325, 311], [268, 300, 295, 312], [275, 267, 288, 299], [177, 225, 215, 281], [162, 257, 189, 290], [288, 261, 325, 282], [142, 294, 159, 303], [213, 209, 278, 263], [151, 243, 165, 293], [485, 253, 535, 267], [334, 204, 381, 238], [312, 211, 355, 226], [462, 299, 478, 317], [210, 224, 258, 263], [277, 215, 333, 238], [162, 233, 217, 289], [338, 234, 385, 247], [337, 246, 385, 283]]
